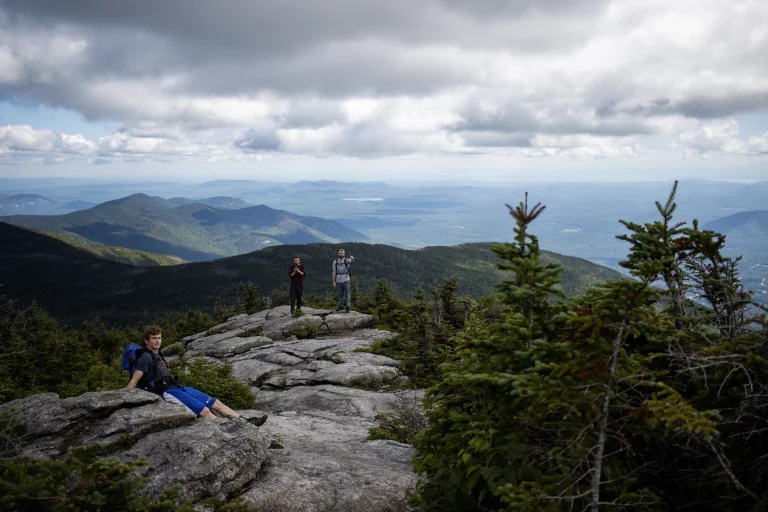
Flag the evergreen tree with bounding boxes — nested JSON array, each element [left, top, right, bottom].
[[412, 194, 571, 510], [491, 194, 565, 346], [237, 282, 267, 313], [411, 187, 735, 511], [370, 279, 406, 329], [616, 181, 689, 326]]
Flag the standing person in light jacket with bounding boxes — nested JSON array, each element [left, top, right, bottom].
[[332, 248, 354, 312], [289, 255, 306, 314]]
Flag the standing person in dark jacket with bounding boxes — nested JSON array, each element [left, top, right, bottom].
[[289, 255, 306, 314]]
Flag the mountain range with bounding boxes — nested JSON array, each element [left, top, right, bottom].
[[0, 221, 624, 325], [0, 192, 257, 215], [1, 194, 367, 261]]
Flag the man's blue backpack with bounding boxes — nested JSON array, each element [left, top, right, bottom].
[[121, 343, 147, 375]]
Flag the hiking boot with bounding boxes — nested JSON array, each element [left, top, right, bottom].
[[337, 306, 343, 311], [345, 307, 350, 313], [246, 414, 268, 427]]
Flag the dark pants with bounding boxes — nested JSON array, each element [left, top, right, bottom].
[[290, 284, 303, 310]]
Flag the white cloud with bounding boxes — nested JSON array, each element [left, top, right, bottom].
[[0, 0, 767, 168], [678, 120, 768, 156]]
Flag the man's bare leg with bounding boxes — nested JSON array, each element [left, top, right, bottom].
[[210, 401, 268, 425], [212, 400, 239, 419]]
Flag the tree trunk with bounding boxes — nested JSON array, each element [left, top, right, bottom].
[[590, 316, 628, 512]]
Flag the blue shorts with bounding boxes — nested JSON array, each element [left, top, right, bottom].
[[162, 386, 217, 416]]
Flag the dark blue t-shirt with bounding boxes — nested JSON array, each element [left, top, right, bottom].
[[136, 351, 173, 382]]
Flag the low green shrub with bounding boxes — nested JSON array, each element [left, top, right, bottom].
[[0, 443, 260, 511], [171, 359, 255, 410], [367, 403, 427, 445], [288, 323, 318, 339]]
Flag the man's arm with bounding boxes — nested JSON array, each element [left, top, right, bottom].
[[297, 265, 305, 275], [127, 370, 144, 389], [332, 262, 336, 286]]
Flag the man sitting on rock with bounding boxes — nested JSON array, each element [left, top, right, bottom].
[[127, 326, 267, 426]]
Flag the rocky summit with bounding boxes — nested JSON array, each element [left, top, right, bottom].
[[0, 306, 420, 512]]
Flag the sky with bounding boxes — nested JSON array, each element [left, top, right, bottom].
[[0, 0, 767, 183]]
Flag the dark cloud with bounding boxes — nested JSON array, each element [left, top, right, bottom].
[[0, 0, 609, 102], [234, 127, 281, 152], [3, 0, 607, 53], [1, 0, 766, 161], [454, 100, 656, 138], [458, 131, 532, 147], [455, 102, 538, 133], [618, 93, 768, 120], [90, 158, 111, 165], [677, 92, 768, 119]]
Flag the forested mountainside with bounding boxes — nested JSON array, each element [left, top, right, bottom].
[[0, 221, 622, 325]]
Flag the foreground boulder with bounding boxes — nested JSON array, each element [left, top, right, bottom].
[[243, 386, 420, 511], [0, 388, 271, 504]]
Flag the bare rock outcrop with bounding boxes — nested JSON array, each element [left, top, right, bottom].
[[3, 306, 421, 511], [0, 389, 271, 504]]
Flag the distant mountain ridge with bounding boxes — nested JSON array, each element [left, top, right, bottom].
[[1, 193, 367, 261], [705, 210, 768, 236], [704, 210, 768, 301], [0, 221, 625, 325]]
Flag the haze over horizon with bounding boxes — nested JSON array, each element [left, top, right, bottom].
[[0, 0, 766, 183]]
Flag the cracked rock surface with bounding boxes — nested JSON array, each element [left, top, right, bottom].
[[180, 306, 419, 511]]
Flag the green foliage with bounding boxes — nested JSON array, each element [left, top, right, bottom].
[[1, 444, 191, 511], [287, 323, 319, 340], [0, 303, 118, 402], [238, 283, 267, 314], [0, 221, 624, 326], [0, 443, 261, 511], [0, 299, 237, 404], [367, 402, 427, 445], [411, 184, 768, 512], [269, 287, 290, 308], [171, 359, 255, 410], [368, 279, 466, 388]]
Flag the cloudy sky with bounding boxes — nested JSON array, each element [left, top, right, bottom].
[[0, 0, 767, 182]]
